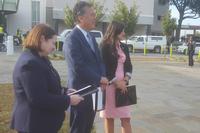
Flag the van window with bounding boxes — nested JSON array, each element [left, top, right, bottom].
[[195, 44, 200, 47], [129, 36, 137, 41], [90, 32, 101, 38], [151, 37, 163, 41], [137, 37, 144, 42]]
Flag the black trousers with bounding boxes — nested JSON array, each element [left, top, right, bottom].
[[70, 97, 95, 133], [188, 52, 194, 66]]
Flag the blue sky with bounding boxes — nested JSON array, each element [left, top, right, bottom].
[[170, 6, 200, 25]]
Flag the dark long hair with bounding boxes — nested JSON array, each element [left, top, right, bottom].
[[101, 21, 125, 57], [102, 21, 124, 45]]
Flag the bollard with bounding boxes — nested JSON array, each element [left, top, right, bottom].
[[144, 42, 147, 56], [184, 48, 188, 55], [7, 36, 14, 55], [198, 49, 200, 60], [170, 43, 172, 58], [185, 48, 188, 55], [56, 40, 60, 51], [161, 45, 164, 54], [0, 27, 3, 33]]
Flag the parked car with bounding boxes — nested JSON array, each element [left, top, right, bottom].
[[176, 42, 188, 54], [89, 30, 103, 45], [57, 29, 72, 44], [177, 42, 200, 54], [0, 33, 7, 52], [57, 29, 103, 51], [194, 43, 200, 54], [172, 41, 183, 50], [121, 35, 167, 53]]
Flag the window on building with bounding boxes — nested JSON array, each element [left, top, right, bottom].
[[32, 0, 40, 27], [157, 15, 162, 21]]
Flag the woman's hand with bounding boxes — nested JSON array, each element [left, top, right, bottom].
[[70, 95, 84, 105], [67, 88, 76, 94], [114, 80, 127, 93], [123, 76, 130, 84]]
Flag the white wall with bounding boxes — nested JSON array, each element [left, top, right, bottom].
[[7, 0, 47, 35], [7, 0, 32, 35], [46, 0, 53, 7], [6, 0, 168, 35], [134, 25, 147, 35], [151, 0, 169, 34], [40, 0, 46, 23]]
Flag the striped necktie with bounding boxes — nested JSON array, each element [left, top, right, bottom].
[[86, 32, 95, 52]]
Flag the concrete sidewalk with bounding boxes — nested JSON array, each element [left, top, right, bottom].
[[95, 62, 200, 133], [0, 50, 200, 133]]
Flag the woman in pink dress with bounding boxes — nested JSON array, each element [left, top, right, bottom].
[[100, 21, 133, 133]]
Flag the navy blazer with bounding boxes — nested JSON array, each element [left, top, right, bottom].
[[101, 42, 132, 80], [11, 49, 70, 133], [63, 27, 105, 89], [63, 27, 106, 133]]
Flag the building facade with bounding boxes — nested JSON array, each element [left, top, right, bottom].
[[6, 0, 169, 36], [6, 0, 46, 35]]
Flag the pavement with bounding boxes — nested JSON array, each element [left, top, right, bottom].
[[0, 48, 200, 133]]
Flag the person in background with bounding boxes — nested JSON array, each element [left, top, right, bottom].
[[0, 26, 4, 44], [100, 21, 133, 133], [10, 24, 83, 133], [15, 28, 22, 45], [63, 1, 108, 133], [188, 36, 195, 67]]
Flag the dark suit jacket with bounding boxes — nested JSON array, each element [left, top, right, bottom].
[[63, 27, 105, 132], [63, 27, 105, 90], [101, 42, 132, 80], [11, 49, 70, 133]]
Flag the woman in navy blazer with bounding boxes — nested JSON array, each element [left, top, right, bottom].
[[10, 24, 83, 133]]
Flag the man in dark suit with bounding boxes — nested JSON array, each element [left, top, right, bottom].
[[63, 1, 108, 133]]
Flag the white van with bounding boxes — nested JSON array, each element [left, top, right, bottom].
[[57, 29, 103, 45], [122, 35, 167, 53]]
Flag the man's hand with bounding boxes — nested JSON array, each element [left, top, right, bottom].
[[100, 77, 109, 90]]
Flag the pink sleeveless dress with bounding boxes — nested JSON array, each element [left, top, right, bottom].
[[100, 44, 131, 118]]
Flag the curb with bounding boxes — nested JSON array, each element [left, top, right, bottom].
[[132, 56, 169, 62], [131, 56, 200, 63]]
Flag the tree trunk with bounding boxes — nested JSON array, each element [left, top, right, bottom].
[[176, 14, 183, 41]]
